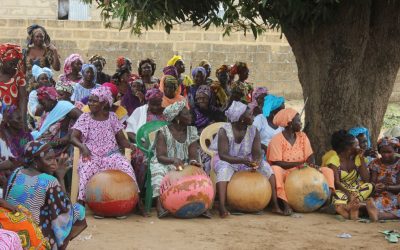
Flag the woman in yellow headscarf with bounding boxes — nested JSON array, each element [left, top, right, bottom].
[[166, 55, 193, 96]]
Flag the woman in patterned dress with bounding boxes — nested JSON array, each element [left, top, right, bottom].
[[369, 137, 400, 221], [5, 141, 86, 249]]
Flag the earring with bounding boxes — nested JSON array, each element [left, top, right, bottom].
[[177, 119, 180, 125]]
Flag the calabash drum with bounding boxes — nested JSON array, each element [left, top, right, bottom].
[[285, 167, 329, 212], [227, 171, 272, 212], [86, 170, 138, 217], [160, 165, 214, 218]]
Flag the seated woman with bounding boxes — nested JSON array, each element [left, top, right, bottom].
[[5, 141, 86, 249], [188, 67, 207, 109], [248, 87, 268, 117], [88, 54, 111, 84], [212, 101, 280, 218], [0, 198, 50, 249], [28, 65, 53, 119], [150, 101, 201, 218], [267, 108, 335, 215], [253, 95, 285, 153], [58, 54, 83, 86], [325, 130, 373, 220], [161, 75, 188, 108], [82, 82, 128, 124], [126, 88, 165, 190], [348, 126, 377, 164], [70, 87, 138, 210], [369, 137, 400, 221], [71, 64, 100, 103], [55, 80, 74, 103]]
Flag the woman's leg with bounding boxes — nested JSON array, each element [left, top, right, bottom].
[[268, 175, 283, 214], [366, 198, 379, 222], [271, 165, 292, 215], [214, 160, 235, 218], [77, 158, 100, 202], [217, 181, 229, 218]]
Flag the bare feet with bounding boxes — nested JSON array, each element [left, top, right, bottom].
[[349, 199, 360, 220], [219, 207, 230, 218], [366, 198, 378, 222], [271, 205, 284, 215], [335, 204, 350, 220], [283, 202, 293, 216]]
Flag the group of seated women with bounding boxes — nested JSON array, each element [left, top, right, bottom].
[[0, 24, 399, 248]]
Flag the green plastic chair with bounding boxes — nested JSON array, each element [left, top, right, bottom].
[[136, 120, 169, 213]]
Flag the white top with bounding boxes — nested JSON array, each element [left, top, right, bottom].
[[28, 90, 38, 115], [126, 104, 148, 134], [71, 83, 100, 102], [253, 114, 284, 146]]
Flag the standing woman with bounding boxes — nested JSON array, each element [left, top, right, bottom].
[[230, 62, 253, 103], [89, 55, 111, 84], [59, 54, 84, 86], [23, 24, 61, 84], [136, 58, 159, 91], [0, 44, 28, 123]]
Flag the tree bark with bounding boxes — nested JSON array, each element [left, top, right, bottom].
[[283, 0, 400, 163]]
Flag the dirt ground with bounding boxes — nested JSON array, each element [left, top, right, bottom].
[[69, 209, 399, 250]]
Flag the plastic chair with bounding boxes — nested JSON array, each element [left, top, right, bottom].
[[135, 120, 169, 213]]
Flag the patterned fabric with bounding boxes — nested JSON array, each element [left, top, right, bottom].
[[102, 82, 118, 97], [145, 88, 163, 101], [191, 67, 207, 79], [370, 158, 400, 217], [150, 125, 199, 197], [88, 54, 106, 68], [262, 94, 285, 118], [5, 168, 86, 248], [55, 80, 74, 94], [348, 126, 371, 148], [71, 82, 100, 103], [166, 55, 182, 67], [0, 205, 50, 249], [90, 86, 113, 107], [59, 54, 83, 86], [37, 86, 58, 101], [72, 112, 137, 200], [378, 137, 400, 149], [0, 229, 23, 250], [273, 108, 298, 127], [23, 140, 51, 162], [81, 64, 97, 84], [31, 65, 53, 82], [0, 43, 26, 106], [212, 123, 273, 182], [163, 100, 186, 122], [225, 101, 247, 122]]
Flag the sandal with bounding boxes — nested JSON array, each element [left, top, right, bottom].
[[157, 210, 169, 219], [93, 215, 105, 219], [201, 210, 212, 219], [115, 215, 128, 220], [380, 230, 400, 243]]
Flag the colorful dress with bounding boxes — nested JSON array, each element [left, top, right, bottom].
[[5, 168, 86, 249], [267, 132, 335, 202], [72, 112, 137, 201], [324, 152, 374, 205], [82, 105, 129, 124], [211, 123, 273, 182], [0, 229, 23, 250], [150, 125, 199, 197], [0, 72, 26, 106], [370, 158, 400, 218], [0, 205, 50, 249]]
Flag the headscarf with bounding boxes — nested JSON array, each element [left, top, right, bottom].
[[26, 24, 51, 46], [273, 108, 298, 127], [90, 86, 113, 107], [37, 86, 58, 101], [89, 54, 106, 68], [263, 94, 285, 117], [196, 85, 211, 98], [81, 64, 97, 84], [145, 88, 163, 101], [163, 75, 179, 92], [24, 140, 53, 163], [116, 56, 132, 70], [191, 67, 207, 79], [383, 126, 400, 139], [102, 82, 118, 97], [32, 65, 53, 81], [63, 54, 83, 75], [163, 100, 186, 122], [167, 55, 183, 66], [162, 66, 178, 79], [249, 87, 268, 111], [225, 101, 247, 123], [0, 43, 24, 70], [216, 65, 230, 76], [348, 126, 371, 148], [378, 137, 400, 150], [199, 60, 211, 67], [231, 81, 248, 97], [55, 81, 74, 94], [230, 62, 248, 75]]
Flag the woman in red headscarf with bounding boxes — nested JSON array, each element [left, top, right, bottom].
[[0, 43, 28, 117]]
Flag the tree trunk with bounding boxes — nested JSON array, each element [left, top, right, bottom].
[[283, 0, 400, 163]]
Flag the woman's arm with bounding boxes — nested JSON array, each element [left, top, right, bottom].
[[188, 141, 200, 164], [217, 129, 250, 165], [270, 161, 303, 169], [251, 129, 262, 163], [155, 131, 183, 167], [67, 108, 83, 122], [70, 129, 91, 159], [329, 164, 352, 198], [116, 130, 134, 149], [48, 44, 61, 71]]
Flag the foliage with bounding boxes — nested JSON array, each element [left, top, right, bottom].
[[84, 0, 346, 38]]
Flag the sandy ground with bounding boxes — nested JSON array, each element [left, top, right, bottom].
[[69, 209, 399, 250]]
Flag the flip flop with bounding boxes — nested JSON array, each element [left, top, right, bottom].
[[357, 218, 370, 223], [201, 210, 213, 219], [380, 230, 400, 243], [115, 216, 128, 220], [93, 215, 105, 219], [230, 211, 245, 216], [157, 210, 169, 219]]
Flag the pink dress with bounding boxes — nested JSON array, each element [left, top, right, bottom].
[[72, 112, 137, 201]]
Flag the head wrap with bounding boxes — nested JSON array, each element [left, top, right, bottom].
[[196, 85, 211, 98], [167, 55, 183, 66], [24, 140, 52, 163], [216, 65, 230, 76], [145, 88, 164, 101], [55, 81, 74, 94], [378, 137, 400, 151], [0, 43, 23, 70], [91, 86, 113, 107], [102, 82, 118, 97], [231, 82, 248, 97], [163, 101, 186, 122], [63, 54, 83, 75], [249, 87, 268, 111], [81, 64, 97, 84], [348, 127, 371, 148], [89, 54, 106, 67], [164, 75, 179, 90], [199, 60, 211, 67], [263, 95, 285, 118], [230, 62, 248, 75], [163, 66, 178, 78], [225, 101, 248, 123], [37, 86, 58, 101], [383, 126, 400, 139], [191, 67, 207, 79], [26, 24, 50, 46], [273, 108, 298, 127], [116, 56, 132, 70], [32, 65, 53, 81]]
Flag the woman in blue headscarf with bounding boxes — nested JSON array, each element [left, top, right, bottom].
[[253, 94, 285, 153], [71, 64, 100, 103], [348, 126, 377, 163], [188, 67, 207, 109]]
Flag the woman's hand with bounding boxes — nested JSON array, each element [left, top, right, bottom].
[[0, 199, 21, 213], [48, 43, 57, 52], [243, 159, 259, 169], [172, 158, 184, 169], [81, 145, 92, 162], [55, 153, 70, 178], [189, 160, 202, 168], [135, 91, 145, 104]]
